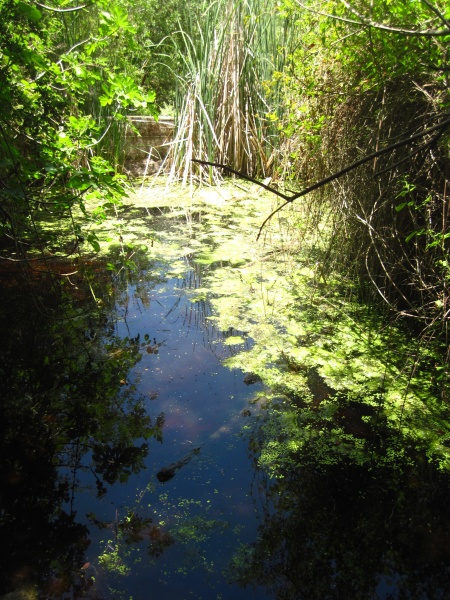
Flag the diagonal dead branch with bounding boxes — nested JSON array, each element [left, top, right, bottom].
[[191, 159, 293, 200], [195, 114, 450, 239]]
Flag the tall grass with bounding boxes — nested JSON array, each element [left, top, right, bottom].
[[163, 0, 293, 184]]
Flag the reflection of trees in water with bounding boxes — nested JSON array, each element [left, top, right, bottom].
[[0, 264, 164, 597], [0, 236, 247, 597], [177, 253, 253, 357], [108, 240, 250, 358], [230, 410, 450, 599]]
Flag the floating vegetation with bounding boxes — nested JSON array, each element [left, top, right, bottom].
[[86, 180, 450, 475]]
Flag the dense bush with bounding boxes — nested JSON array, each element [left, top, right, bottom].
[[0, 0, 156, 259], [274, 0, 450, 346]]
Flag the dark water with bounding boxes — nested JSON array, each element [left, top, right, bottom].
[[77, 269, 270, 599], [2, 200, 450, 600], [0, 236, 270, 599]]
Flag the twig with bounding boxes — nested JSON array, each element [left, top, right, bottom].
[[36, 2, 90, 12], [294, 0, 450, 37], [419, 0, 450, 30], [194, 114, 450, 239]]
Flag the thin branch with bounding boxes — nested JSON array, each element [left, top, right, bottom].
[[258, 115, 450, 238], [294, 0, 450, 37], [195, 115, 450, 239], [374, 128, 445, 176], [420, 0, 450, 30], [36, 2, 89, 12], [191, 160, 293, 201], [294, 1, 365, 27], [339, 0, 450, 36]]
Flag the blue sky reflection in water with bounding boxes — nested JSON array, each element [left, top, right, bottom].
[[76, 262, 270, 600]]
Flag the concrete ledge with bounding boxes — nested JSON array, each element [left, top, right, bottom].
[[124, 116, 175, 176]]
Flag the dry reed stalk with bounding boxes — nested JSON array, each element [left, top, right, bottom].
[[161, 0, 289, 185]]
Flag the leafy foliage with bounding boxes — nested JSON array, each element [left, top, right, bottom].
[[266, 0, 450, 347], [0, 0, 157, 261]]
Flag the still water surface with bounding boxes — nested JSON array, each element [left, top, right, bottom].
[[2, 189, 450, 599], [73, 258, 270, 599]]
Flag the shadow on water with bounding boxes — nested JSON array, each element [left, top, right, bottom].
[[0, 227, 267, 599], [1, 194, 450, 599], [233, 419, 450, 599], [0, 255, 163, 598]]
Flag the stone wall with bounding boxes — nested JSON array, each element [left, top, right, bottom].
[[124, 116, 174, 177]]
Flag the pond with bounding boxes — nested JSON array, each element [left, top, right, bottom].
[[73, 253, 271, 600], [0, 184, 274, 600], [1, 181, 450, 600]]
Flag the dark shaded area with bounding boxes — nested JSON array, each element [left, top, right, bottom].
[[0, 259, 163, 597], [230, 409, 450, 600]]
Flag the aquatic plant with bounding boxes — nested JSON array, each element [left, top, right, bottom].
[[161, 0, 292, 184]]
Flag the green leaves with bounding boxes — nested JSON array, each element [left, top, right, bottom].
[[68, 170, 93, 191], [99, 73, 157, 112], [0, 0, 158, 262], [16, 1, 42, 22], [87, 232, 101, 252], [99, 4, 136, 36]]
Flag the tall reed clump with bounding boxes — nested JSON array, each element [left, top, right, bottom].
[[163, 0, 292, 185]]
